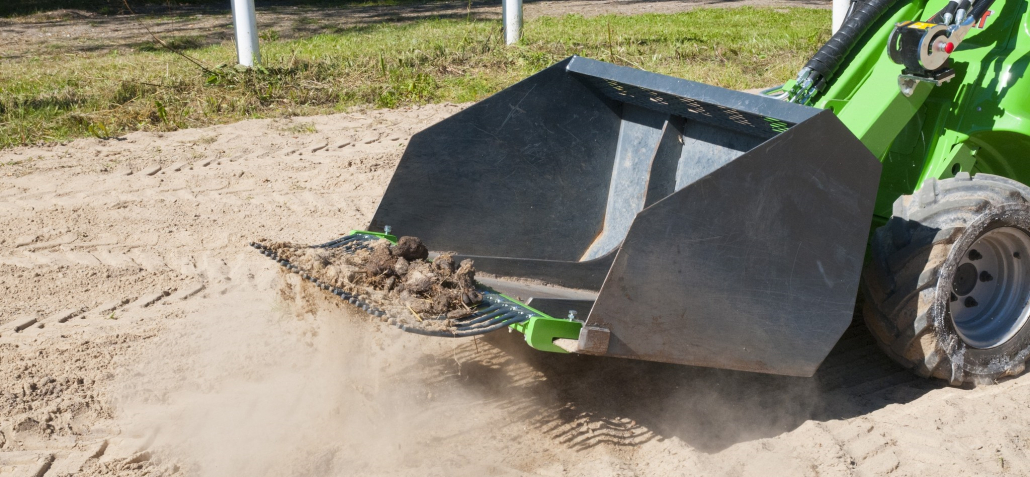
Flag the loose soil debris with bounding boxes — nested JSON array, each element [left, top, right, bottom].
[[259, 236, 483, 328]]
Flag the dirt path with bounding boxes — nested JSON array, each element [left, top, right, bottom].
[[0, 0, 829, 60], [1, 103, 1029, 476]]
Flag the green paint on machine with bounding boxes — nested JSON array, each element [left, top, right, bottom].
[[798, 0, 1030, 220]]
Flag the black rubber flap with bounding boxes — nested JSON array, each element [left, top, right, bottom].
[[588, 109, 882, 377]]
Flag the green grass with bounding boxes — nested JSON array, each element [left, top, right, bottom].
[[0, 8, 831, 148]]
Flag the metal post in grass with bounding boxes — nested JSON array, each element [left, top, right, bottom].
[[502, 0, 523, 45], [231, 0, 261, 66], [831, 0, 849, 33]]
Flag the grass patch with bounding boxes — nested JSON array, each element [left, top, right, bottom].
[[280, 121, 318, 134], [0, 7, 830, 148], [137, 35, 208, 52]]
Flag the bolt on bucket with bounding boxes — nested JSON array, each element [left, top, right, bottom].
[[369, 56, 881, 377]]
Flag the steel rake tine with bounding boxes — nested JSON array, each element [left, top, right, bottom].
[[396, 316, 529, 337], [456, 311, 524, 331], [457, 309, 515, 328], [396, 325, 461, 337], [314, 234, 362, 248], [452, 307, 506, 325], [451, 317, 531, 336]]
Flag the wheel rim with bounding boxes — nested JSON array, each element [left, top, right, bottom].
[[949, 226, 1030, 349]]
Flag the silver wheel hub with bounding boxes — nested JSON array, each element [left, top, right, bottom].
[[949, 226, 1030, 349]]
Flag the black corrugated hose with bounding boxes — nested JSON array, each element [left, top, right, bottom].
[[789, 0, 997, 103], [790, 0, 903, 103]]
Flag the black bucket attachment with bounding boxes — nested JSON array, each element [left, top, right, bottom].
[[364, 56, 880, 377]]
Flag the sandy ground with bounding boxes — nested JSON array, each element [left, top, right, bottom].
[[2, 102, 1030, 476], [0, 0, 829, 60]]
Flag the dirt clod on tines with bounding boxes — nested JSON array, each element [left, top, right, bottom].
[[261, 236, 482, 322]]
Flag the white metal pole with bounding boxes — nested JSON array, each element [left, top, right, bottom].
[[831, 0, 849, 33], [502, 0, 523, 45], [231, 0, 261, 66]]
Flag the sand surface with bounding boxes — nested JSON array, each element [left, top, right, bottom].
[[2, 103, 1030, 476]]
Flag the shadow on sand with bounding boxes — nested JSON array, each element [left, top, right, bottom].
[[402, 311, 940, 454]]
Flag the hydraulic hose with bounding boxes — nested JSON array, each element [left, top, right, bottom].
[[806, 0, 900, 82], [968, 0, 996, 24], [790, 0, 902, 102]]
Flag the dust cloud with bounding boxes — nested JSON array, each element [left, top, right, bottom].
[[108, 272, 517, 477], [102, 265, 945, 476]]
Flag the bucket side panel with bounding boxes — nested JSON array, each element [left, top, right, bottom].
[[589, 110, 882, 377], [370, 59, 622, 261]]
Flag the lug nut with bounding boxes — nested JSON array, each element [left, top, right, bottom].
[[965, 296, 979, 307], [969, 249, 983, 261], [980, 271, 993, 282]]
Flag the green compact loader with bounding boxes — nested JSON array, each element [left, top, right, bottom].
[[255, 0, 1030, 386]]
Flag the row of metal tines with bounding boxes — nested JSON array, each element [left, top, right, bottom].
[[250, 240, 387, 318], [311, 233, 378, 251], [395, 293, 535, 337], [252, 234, 537, 337]]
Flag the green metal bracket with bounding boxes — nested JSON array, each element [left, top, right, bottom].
[[505, 296, 582, 354], [347, 230, 398, 243], [927, 134, 979, 181], [950, 143, 980, 176]]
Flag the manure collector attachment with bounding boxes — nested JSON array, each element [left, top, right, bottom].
[[252, 231, 580, 345], [276, 56, 882, 377]]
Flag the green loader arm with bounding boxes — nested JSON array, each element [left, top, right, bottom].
[[798, 0, 1030, 221]]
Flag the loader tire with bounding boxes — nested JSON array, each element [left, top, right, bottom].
[[862, 173, 1030, 386]]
